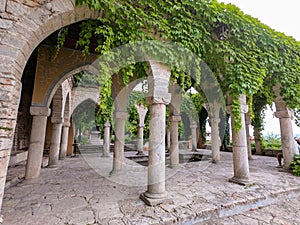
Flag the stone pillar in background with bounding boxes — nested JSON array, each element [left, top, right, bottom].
[[168, 84, 182, 168], [169, 115, 181, 168], [254, 127, 262, 155], [102, 120, 111, 157], [136, 104, 148, 155], [110, 111, 128, 174], [190, 118, 198, 151], [228, 94, 250, 185], [166, 127, 170, 151], [273, 84, 295, 169], [207, 101, 221, 163], [48, 117, 63, 166], [25, 107, 51, 179], [209, 117, 221, 163], [245, 112, 253, 160], [59, 122, 70, 160], [67, 122, 74, 156]]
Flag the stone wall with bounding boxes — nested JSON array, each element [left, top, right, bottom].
[[0, 0, 99, 212]]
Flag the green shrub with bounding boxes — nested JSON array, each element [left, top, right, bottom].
[[263, 134, 281, 150], [80, 136, 89, 145], [290, 155, 300, 176]]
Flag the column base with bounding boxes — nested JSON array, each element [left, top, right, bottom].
[[210, 159, 220, 164], [248, 156, 254, 160], [109, 169, 125, 176], [140, 192, 173, 206], [229, 176, 251, 186], [278, 167, 292, 173], [169, 164, 180, 169], [47, 164, 58, 169]]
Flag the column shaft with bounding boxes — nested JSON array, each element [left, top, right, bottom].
[[145, 103, 166, 197], [169, 116, 181, 168], [25, 115, 49, 179], [211, 118, 221, 162], [278, 115, 294, 169], [137, 125, 144, 155], [229, 95, 250, 184], [111, 112, 127, 174], [273, 84, 295, 169], [49, 123, 63, 166], [59, 125, 69, 159], [190, 123, 197, 151], [254, 127, 262, 155], [102, 121, 111, 157], [245, 113, 252, 159]]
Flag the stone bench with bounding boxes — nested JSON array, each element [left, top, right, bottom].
[[264, 148, 281, 157], [179, 149, 212, 162], [9, 150, 28, 167]]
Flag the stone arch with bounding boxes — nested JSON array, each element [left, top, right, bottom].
[[71, 87, 100, 115], [1, 1, 99, 84], [0, 1, 99, 142], [43, 64, 98, 108], [32, 46, 98, 107], [51, 85, 64, 120], [0, 1, 99, 141]]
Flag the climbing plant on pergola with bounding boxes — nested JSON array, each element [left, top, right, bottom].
[[68, 0, 300, 132]]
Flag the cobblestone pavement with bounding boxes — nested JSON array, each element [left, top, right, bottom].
[[2, 150, 300, 225], [202, 195, 300, 225]]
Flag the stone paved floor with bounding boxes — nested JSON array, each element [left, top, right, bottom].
[[2, 150, 300, 225]]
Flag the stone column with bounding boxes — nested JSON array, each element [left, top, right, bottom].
[[166, 127, 170, 151], [190, 118, 198, 151], [48, 117, 63, 166], [253, 127, 262, 155], [140, 61, 171, 206], [137, 124, 145, 155], [245, 112, 253, 160], [67, 122, 74, 156], [208, 102, 221, 163], [25, 107, 51, 179], [102, 120, 111, 157], [59, 122, 70, 160], [141, 97, 170, 205], [110, 111, 128, 174], [169, 115, 181, 168], [209, 117, 221, 163], [168, 83, 182, 167], [136, 104, 148, 155], [273, 84, 295, 169], [228, 94, 250, 185]]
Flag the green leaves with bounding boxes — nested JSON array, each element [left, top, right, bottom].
[[72, 0, 300, 130]]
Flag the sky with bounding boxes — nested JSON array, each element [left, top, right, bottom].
[[218, 0, 300, 136]]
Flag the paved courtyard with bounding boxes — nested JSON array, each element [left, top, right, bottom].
[[2, 150, 300, 225]]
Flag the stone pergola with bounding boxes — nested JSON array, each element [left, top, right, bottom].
[[0, 0, 297, 218]]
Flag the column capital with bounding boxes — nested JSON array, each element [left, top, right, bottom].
[[190, 124, 197, 129], [226, 104, 248, 114], [30, 106, 51, 117], [114, 111, 128, 119], [104, 121, 111, 127], [208, 118, 221, 124], [51, 117, 63, 124], [62, 122, 71, 127], [146, 94, 171, 105], [138, 124, 145, 128], [169, 115, 181, 122], [274, 110, 292, 119]]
